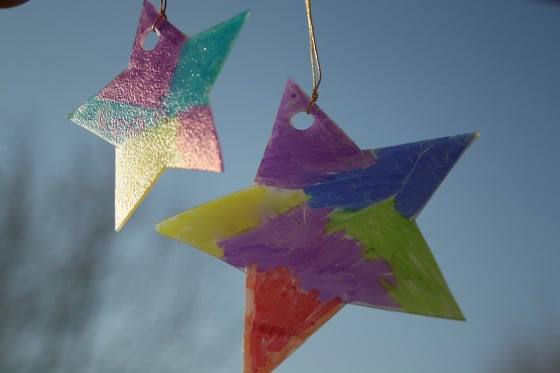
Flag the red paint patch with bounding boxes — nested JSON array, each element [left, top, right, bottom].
[[244, 264, 343, 373]]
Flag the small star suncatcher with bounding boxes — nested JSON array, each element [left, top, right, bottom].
[[69, 0, 248, 230], [157, 79, 478, 372]]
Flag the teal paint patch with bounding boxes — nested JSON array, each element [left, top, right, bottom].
[[68, 97, 158, 145], [165, 11, 249, 117]]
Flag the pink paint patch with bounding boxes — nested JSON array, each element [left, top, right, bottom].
[[98, 0, 187, 108], [175, 106, 222, 172]]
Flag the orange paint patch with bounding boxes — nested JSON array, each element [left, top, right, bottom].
[[244, 264, 343, 373]]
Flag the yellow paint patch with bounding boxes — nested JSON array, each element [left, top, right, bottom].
[[156, 185, 308, 258], [115, 118, 182, 231]]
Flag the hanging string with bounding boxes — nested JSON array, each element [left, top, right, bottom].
[[152, 0, 168, 32], [305, 0, 322, 113]]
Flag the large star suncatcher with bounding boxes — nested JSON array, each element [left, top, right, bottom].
[[157, 79, 478, 372], [69, 0, 248, 231]]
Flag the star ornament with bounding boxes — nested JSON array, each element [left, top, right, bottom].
[[157, 79, 478, 372], [69, 0, 248, 231]]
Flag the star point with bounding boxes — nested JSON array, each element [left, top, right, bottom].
[[69, 0, 248, 230]]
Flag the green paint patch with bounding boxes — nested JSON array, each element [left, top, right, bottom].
[[327, 197, 464, 320]]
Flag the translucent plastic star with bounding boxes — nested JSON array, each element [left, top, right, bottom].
[[157, 79, 478, 372], [69, 0, 248, 230]]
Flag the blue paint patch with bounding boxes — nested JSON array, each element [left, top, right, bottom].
[[304, 133, 477, 218]]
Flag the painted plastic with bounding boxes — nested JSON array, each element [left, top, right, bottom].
[[69, 0, 248, 230], [157, 79, 478, 372]]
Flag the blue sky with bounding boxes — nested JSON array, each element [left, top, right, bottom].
[[1, 0, 559, 372]]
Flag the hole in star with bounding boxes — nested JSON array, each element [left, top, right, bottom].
[[143, 30, 159, 51], [291, 111, 314, 130]]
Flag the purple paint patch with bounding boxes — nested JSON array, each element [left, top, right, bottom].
[[255, 79, 375, 189], [98, 0, 187, 108], [219, 204, 399, 309], [175, 106, 222, 171]]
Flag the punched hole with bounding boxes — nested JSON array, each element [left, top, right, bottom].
[[143, 31, 159, 51], [291, 111, 314, 130]]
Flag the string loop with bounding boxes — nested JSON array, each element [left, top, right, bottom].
[[152, 0, 168, 32], [305, 0, 322, 113]]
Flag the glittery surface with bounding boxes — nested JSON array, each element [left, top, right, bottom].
[[157, 79, 478, 371], [69, 0, 248, 230]]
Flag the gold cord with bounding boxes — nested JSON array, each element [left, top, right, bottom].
[[305, 0, 322, 113], [152, 0, 168, 32]]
